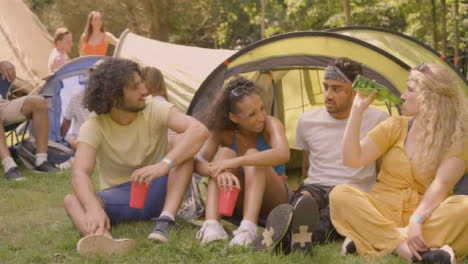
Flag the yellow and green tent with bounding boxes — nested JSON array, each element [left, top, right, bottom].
[[115, 27, 466, 160], [188, 29, 467, 151]]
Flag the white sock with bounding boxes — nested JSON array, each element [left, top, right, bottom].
[[2, 157, 18, 173], [160, 211, 175, 221], [205, 219, 220, 226], [35, 153, 48, 167], [239, 219, 257, 233]]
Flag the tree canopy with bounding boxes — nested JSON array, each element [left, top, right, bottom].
[[26, 0, 467, 64]]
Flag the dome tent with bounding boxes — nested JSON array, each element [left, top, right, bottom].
[[188, 29, 467, 150], [114, 29, 236, 112], [39, 56, 103, 143], [113, 27, 466, 156], [328, 26, 468, 94], [0, 0, 54, 94]]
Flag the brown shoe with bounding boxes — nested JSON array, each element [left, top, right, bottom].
[[77, 234, 135, 257]]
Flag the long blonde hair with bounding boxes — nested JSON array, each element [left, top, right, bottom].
[[142, 66, 168, 100], [409, 63, 468, 177], [82, 11, 105, 43]]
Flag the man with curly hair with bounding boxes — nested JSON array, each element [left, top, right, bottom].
[[63, 58, 209, 257]]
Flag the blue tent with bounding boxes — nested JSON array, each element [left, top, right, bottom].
[[39, 56, 103, 143]]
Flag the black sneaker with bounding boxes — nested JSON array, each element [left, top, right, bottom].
[[5, 167, 25, 181], [340, 237, 357, 255], [290, 195, 319, 252], [148, 216, 175, 243], [252, 204, 293, 252], [411, 245, 455, 264], [34, 160, 58, 173]]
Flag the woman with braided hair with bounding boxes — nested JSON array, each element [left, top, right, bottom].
[[194, 76, 290, 247]]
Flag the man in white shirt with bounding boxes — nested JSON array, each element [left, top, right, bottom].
[[48, 28, 73, 74], [294, 57, 388, 249], [256, 58, 389, 253]]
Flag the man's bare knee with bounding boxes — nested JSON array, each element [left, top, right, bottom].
[[63, 193, 77, 210], [21, 96, 47, 117], [26, 95, 46, 107]]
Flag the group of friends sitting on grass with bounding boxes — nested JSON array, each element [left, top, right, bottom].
[[2, 55, 468, 263]]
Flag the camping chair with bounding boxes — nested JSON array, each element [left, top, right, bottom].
[[1, 72, 72, 169], [0, 72, 28, 146]]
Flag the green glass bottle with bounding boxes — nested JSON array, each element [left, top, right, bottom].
[[352, 75, 404, 105]]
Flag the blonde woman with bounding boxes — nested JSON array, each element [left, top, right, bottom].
[[79, 11, 118, 56], [330, 63, 468, 263]]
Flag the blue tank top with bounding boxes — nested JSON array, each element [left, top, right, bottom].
[[230, 130, 286, 176]]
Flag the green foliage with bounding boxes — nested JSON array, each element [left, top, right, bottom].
[[25, 0, 468, 57]]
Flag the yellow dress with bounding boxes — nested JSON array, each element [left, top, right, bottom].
[[329, 116, 468, 258]]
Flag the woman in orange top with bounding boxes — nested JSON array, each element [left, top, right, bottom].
[[79, 11, 118, 56]]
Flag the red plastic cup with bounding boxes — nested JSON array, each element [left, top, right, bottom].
[[218, 186, 240, 217], [129, 182, 150, 209]]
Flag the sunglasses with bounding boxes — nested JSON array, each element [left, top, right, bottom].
[[230, 81, 255, 97], [415, 62, 433, 74]]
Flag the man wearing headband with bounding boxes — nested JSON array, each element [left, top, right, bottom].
[[261, 58, 389, 253], [294, 57, 390, 250]]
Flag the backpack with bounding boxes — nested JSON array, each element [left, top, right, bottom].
[[9, 138, 73, 169], [176, 173, 205, 220]]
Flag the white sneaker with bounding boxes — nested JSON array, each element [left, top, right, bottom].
[[229, 226, 257, 247], [340, 237, 356, 256], [413, 245, 457, 264], [56, 157, 74, 170], [439, 245, 456, 264], [196, 221, 228, 245]]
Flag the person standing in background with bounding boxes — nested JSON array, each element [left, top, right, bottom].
[[79, 11, 118, 56], [48, 27, 73, 74]]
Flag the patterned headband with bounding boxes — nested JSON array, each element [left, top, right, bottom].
[[324, 66, 351, 83]]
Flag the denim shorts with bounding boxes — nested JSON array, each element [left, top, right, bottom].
[[96, 175, 168, 225]]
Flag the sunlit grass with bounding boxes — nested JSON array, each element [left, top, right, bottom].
[[0, 169, 465, 263]]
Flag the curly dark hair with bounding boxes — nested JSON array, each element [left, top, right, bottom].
[[84, 58, 141, 114], [329, 57, 362, 82], [204, 76, 258, 133]]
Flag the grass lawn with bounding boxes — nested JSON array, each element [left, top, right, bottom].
[[0, 169, 465, 264]]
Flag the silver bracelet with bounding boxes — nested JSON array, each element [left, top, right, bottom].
[[162, 157, 174, 169], [409, 214, 423, 224]]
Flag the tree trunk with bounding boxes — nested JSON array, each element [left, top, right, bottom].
[[159, 0, 171, 41], [430, 0, 438, 51], [142, 0, 159, 39], [441, 0, 447, 55], [343, 0, 351, 26], [261, 0, 266, 39], [141, 0, 170, 41], [123, 1, 142, 36], [454, 0, 460, 67]]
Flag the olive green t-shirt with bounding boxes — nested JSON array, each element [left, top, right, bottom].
[[78, 98, 173, 190]]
